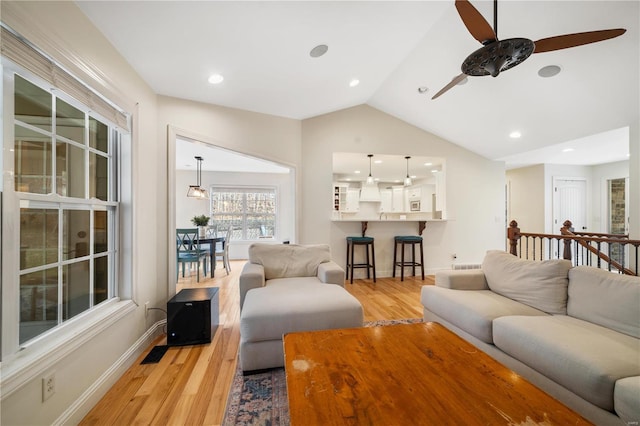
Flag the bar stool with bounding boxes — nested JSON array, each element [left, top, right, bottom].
[[393, 236, 424, 281], [345, 236, 376, 284]]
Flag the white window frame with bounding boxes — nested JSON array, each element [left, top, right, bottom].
[[210, 186, 278, 241], [1, 41, 134, 399]]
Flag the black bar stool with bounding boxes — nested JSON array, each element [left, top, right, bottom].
[[346, 236, 376, 284], [393, 236, 424, 281]]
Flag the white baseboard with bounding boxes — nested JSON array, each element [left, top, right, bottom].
[[53, 320, 166, 426]]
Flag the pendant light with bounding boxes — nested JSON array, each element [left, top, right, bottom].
[[187, 156, 209, 199], [366, 154, 375, 185], [360, 153, 381, 202], [404, 156, 413, 186]]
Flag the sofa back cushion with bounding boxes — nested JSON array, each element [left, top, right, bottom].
[[568, 266, 640, 338], [482, 250, 571, 315], [248, 243, 331, 280]]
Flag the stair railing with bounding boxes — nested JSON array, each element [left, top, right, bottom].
[[507, 220, 639, 276]]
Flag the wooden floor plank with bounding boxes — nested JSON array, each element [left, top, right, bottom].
[[80, 260, 428, 425]]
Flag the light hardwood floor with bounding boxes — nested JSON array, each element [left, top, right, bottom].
[[80, 260, 433, 425]]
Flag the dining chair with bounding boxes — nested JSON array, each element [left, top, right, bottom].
[[215, 227, 232, 275], [176, 228, 208, 282]]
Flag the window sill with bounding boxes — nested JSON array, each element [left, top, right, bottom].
[[0, 299, 136, 400]]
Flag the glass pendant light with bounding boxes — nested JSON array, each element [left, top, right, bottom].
[[366, 154, 374, 185], [404, 156, 413, 186], [360, 153, 381, 201], [187, 156, 209, 199]]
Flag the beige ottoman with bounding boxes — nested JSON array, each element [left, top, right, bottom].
[[240, 279, 363, 371]]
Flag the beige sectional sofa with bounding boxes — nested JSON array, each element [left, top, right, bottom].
[[239, 243, 363, 371], [422, 250, 640, 426]]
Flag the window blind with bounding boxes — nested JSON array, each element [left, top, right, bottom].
[[1, 25, 130, 131]]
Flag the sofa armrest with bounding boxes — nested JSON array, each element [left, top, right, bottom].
[[435, 269, 489, 290], [239, 262, 265, 310], [317, 261, 346, 287]]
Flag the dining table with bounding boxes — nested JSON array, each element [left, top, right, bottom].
[[197, 236, 225, 277]]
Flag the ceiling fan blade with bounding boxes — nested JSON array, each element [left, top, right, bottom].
[[432, 73, 468, 100], [533, 28, 626, 53], [455, 0, 497, 44]]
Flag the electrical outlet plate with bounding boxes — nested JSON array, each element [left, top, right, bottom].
[[42, 372, 55, 401]]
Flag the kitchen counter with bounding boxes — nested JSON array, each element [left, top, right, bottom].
[[331, 217, 446, 236]]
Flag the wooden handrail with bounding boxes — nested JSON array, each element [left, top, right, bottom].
[[560, 220, 637, 276], [507, 220, 640, 275]]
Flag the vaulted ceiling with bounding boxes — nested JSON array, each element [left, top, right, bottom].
[[76, 1, 638, 169]]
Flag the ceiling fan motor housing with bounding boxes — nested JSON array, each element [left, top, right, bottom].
[[462, 38, 535, 77]]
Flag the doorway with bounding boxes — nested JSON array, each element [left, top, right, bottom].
[[553, 177, 587, 233], [168, 130, 297, 295]]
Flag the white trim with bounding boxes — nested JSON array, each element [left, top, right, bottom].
[[53, 320, 166, 426], [0, 300, 136, 400]]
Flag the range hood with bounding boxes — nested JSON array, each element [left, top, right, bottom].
[[359, 183, 381, 202]]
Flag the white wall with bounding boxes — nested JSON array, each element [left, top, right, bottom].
[[301, 105, 506, 274], [508, 161, 630, 235], [629, 120, 639, 241], [506, 165, 545, 233], [1, 2, 162, 425]]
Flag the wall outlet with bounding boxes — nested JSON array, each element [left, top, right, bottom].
[[42, 372, 55, 401], [145, 302, 150, 318]]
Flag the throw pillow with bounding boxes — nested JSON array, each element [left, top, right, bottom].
[[482, 250, 571, 314]]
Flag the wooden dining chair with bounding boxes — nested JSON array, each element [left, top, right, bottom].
[[176, 228, 208, 282]]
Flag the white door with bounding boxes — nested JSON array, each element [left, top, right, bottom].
[[553, 178, 587, 232]]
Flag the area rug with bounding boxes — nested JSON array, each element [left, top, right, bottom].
[[222, 318, 423, 426]]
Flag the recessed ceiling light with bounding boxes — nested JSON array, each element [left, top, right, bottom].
[[310, 44, 328, 58], [538, 65, 561, 78], [417, 86, 429, 94], [431, 169, 438, 173], [354, 170, 361, 174], [509, 131, 522, 139], [424, 162, 432, 166], [562, 148, 575, 153], [374, 160, 382, 164], [349, 79, 360, 87], [208, 73, 224, 84]]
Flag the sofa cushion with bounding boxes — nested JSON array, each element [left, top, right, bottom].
[[482, 250, 571, 315], [248, 243, 331, 280], [614, 376, 640, 424], [568, 266, 640, 339], [421, 286, 548, 344], [435, 269, 489, 290], [241, 281, 363, 342], [493, 315, 640, 412]]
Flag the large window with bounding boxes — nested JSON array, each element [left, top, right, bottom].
[[210, 187, 277, 240], [8, 72, 120, 345]]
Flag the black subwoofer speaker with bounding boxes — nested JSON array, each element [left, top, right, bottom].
[[167, 287, 219, 346]]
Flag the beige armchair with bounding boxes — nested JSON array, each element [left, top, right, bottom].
[[239, 243, 363, 371]]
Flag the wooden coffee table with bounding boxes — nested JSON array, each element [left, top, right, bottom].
[[283, 322, 593, 425]]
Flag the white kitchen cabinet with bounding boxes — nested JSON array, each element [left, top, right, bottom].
[[345, 189, 360, 212], [333, 184, 347, 211], [379, 189, 393, 212], [333, 183, 360, 212], [392, 186, 405, 212]]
